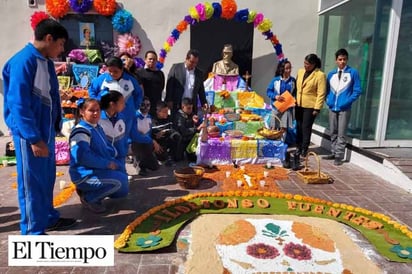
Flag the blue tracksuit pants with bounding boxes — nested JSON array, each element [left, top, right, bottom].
[[13, 136, 60, 235]]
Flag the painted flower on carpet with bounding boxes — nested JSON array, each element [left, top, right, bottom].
[[292, 222, 336, 252], [390, 245, 412, 259], [136, 235, 162, 248], [283, 242, 312, 260], [246, 243, 280, 259]]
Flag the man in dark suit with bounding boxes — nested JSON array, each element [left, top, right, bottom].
[[165, 49, 208, 118]]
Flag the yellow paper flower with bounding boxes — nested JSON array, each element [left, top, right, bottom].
[[257, 18, 273, 33], [189, 6, 200, 21], [204, 2, 214, 19]]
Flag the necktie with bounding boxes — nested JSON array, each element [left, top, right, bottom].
[[338, 70, 342, 80]]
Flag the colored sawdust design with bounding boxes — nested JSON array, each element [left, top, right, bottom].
[[216, 219, 346, 273], [201, 164, 287, 192], [188, 215, 366, 274], [115, 191, 412, 264]]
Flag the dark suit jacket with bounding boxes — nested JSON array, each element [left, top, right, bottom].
[[165, 62, 207, 117]]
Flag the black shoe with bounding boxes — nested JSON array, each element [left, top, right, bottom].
[[165, 159, 176, 167], [323, 154, 335, 160], [138, 168, 148, 176], [292, 154, 301, 171], [282, 152, 291, 169], [301, 149, 308, 158], [334, 158, 344, 166], [46, 218, 77, 231]]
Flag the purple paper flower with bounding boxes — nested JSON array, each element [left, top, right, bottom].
[[159, 49, 167, 58], [68, 49, 88, 63], [69, 0, 93, 14]]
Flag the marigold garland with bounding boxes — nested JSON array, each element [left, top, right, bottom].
[[30, 11, 50, 30], [53, 183, 77, 207], [93, 0, 117, 16], [46, 0, 70, 18]]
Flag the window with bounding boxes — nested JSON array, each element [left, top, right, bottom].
[[317, 0, 391, 140]]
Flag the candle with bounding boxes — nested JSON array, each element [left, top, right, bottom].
[[259, 180, 266, 187], [225, 171, 231, 178], [240, 166, 245, 171], [266, 162, 272, 168], [244, 175, 252, 187], [2, 160, 8, 167], [236, 180, 242, 187], [263, 171, 269, 178]]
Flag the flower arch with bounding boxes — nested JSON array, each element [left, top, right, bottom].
[[157, 0, 284, 70]]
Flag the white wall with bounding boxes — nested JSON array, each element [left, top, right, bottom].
[[0, 0, 319, 135]]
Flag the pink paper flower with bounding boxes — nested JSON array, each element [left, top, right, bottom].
[[117, 33, 142, 57]]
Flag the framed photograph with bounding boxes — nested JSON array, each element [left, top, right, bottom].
[[57, 76, 71, 91], [79, 22, 95, 47]]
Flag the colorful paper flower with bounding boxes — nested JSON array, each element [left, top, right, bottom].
[[171, 29, 180, 40], [390, 245, 412, 259], [117, 33, 141, 57], [136, 235, 162, 248], [69, 0, 93, 13], [247, 10, 257, 23], [212, 2, 222, 18], [189, 6, 200, 21], [176, 20, 189, 33], [283, 242, 312, 260], [112, 9, 133, 34], [253, 13, 264, 27], [204, 2, 214, 19], [46, 0, 70, 18], [221, 0, 237, 20], [134, 57, 145, 69], [68, 49, 88, 63], [234, 9, 249, 22], [195, 3, 206, 21], [93, 0, 117, 16], [257, 18, 273, 33], [30, 11, 50, 30], [246, 243, 280, 259]]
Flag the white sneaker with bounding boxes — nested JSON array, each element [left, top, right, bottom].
[[127, 175, 133, 181]]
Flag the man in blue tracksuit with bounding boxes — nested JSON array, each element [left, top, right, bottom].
[[2, 19, 76, 234], [324, 48, 362, 165]]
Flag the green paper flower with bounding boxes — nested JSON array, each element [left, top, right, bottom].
[[136, 235, 162, 248], [390, 245, 412, 259]]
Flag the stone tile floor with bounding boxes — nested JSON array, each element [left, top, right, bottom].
[[0, 136, 411, 273]]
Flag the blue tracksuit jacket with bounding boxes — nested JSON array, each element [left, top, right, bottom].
[[326, 66, 362, 112]]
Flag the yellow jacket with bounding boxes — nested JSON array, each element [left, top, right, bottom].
[[296, 68, 326, 110]]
